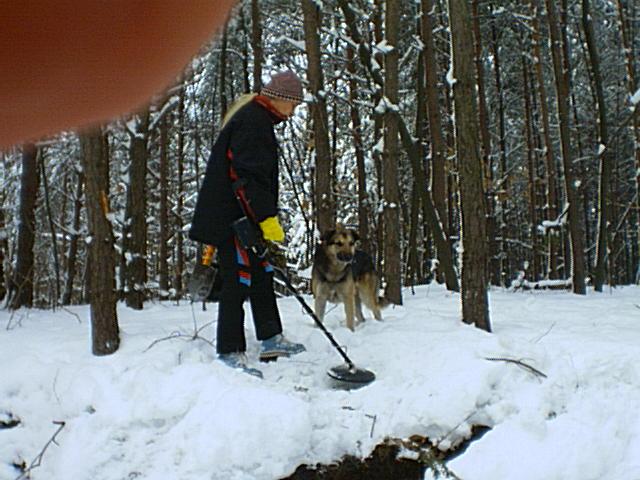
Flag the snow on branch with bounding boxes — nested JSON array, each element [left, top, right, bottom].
[[374, 39, 395, 55], [537, 203, 570, 235], [148, 94, 180, 132], [275, 36, 306, 52], [374, 96, 399, 115]]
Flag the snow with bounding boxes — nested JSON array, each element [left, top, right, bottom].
[[374, 40, 394, 55], [631, 87, 640, 105], [373, 96, 399, 115], [275, 36, 306, 52], [2, 285, 640, 479], [446, 63, 456, 87]]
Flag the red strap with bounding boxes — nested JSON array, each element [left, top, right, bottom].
[[227, 148, 257, 222]]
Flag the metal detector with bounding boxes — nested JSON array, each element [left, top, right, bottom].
[[228, 156, 376, 388], [232, 217, 376, 388]]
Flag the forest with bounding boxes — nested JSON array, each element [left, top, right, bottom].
[[2, 0, 640, 350]]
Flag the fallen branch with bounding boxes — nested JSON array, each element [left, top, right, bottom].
[[484, 357, 547, 379], [15, 421, 66, 480]]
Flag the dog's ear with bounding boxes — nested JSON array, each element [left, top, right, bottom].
[[350, 230, 360, 244], [320, 229, 336, 244]]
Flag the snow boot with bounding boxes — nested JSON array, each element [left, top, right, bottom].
[[259, 334, 306, 362], [218, 352, 263, 378]]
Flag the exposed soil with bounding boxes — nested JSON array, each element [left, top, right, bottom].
[[0, 411, 20, 430], [281, 426, 491, 480]]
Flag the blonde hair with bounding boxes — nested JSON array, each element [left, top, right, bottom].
[[221, 93, 257, 128]]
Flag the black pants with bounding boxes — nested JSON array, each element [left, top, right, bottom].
[[216, 235, 282, 354]]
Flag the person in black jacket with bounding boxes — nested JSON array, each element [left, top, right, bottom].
[[190, 71, 306, 377]]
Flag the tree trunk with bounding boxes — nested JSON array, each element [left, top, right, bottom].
[[530, 2, 561, 279], [239, 5, 251, 94], [522, 52, 541, 280], [490, 8, 508, 285], [9, 143, 39, 310], [614, 0, 640, 283], [421, 0, 451, 285], [62, 169, 84, 305], [421, 0, 448, 231], [471, 0, 492, 185], [448, 0, 491, 331], [472, 0, 499, 286], [40, 152, 61, 306], [80, 127, 120, 356], [544, 0, 587, 294], [219, 20, 229, 119], [347, 45, 371, 254], [159, 115, 170, 293], [174, 88, 186, 299], [373, 0, 385, 272], [382, 0, 402, 305], [407, 180, 421, 286], [0, 166, 6, 301], [124, 114, 149, 309], [251, 0, 263, 92], [302, 0, 334, 233], [582, 0, 611, 292]]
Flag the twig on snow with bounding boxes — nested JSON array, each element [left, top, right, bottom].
[[531, 322, 556, 344], [5, 310, 24, 331], [484, 357, 547, 379], [436, 410, 477, 450], [366, 414, 377, 438], [60, 307, 82, 324], [14, 421, 66, 480], [143, 303, 214, 352]]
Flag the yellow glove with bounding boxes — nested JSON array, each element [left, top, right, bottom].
[[259, 216, 285, 243]]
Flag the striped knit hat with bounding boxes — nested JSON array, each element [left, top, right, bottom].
[[261, 71, 304, 103]]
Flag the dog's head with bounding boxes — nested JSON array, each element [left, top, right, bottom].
[[320, 224, 359, 263]]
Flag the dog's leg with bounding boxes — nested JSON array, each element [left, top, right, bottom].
[[372, 302, 383, 321], [314, 296, 327, 323], [359, 277, 382, 321], [344, 289, 356, 331], [355, 292, 366, 325], [345, 300, 355, 331], [371, 292, 383, 321]]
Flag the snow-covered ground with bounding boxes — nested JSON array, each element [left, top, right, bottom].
[[1, 284, 640, 480]]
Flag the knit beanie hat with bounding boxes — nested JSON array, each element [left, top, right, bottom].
[[261, 71, 304, 103]]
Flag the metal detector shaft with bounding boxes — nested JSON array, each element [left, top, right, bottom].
[[270, 264, 356, 369]]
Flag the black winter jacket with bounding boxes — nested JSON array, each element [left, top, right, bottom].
[[189, 97, 285, 246]]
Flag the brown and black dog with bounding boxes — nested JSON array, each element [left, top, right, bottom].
[[311, 224, 387, 331]]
